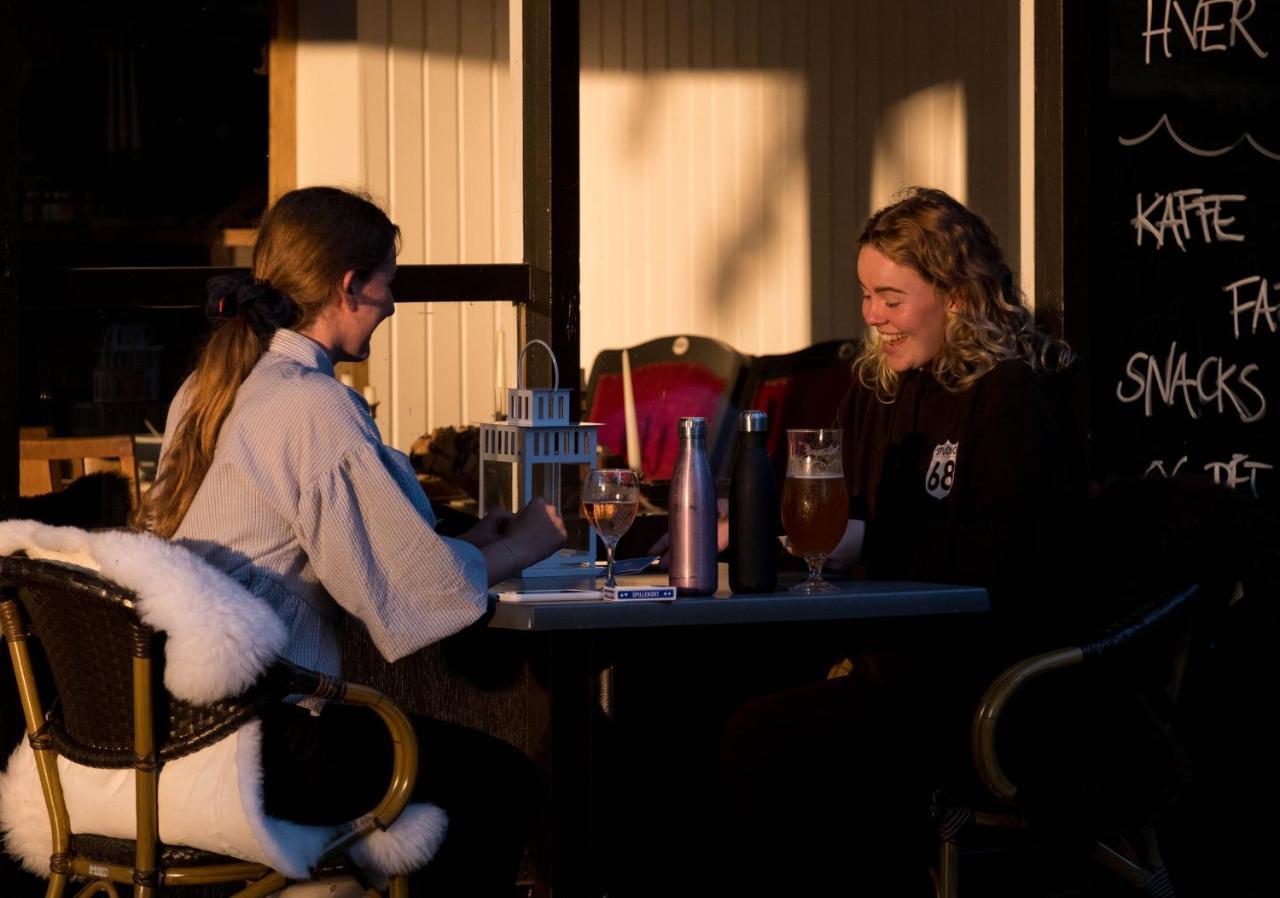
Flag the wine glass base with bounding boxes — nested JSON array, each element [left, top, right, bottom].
[[789, 579, 838, 593]]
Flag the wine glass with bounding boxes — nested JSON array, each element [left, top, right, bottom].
[[781, 429, 847, 593], [583, 469, 640, 588]]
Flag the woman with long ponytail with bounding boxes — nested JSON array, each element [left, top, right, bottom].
[[145, 187, 563, 895]]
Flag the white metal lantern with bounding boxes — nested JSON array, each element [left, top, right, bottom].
[[479, 340, 600, 576]]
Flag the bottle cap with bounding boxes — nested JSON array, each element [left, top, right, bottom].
[[739, 410, 768, 433], [678, 417, 707, 439]]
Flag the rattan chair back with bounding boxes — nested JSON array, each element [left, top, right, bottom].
[[1, 548, 424, 897], [934, 579, 1237, 898], [1, 555, 273, 769]]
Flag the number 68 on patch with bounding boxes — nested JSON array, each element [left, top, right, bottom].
[[925, 440, 958, 499]]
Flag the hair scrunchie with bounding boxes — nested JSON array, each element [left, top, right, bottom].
[[205, 273, 301, 342]]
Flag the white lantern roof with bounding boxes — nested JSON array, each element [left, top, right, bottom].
[[507, 339, 572, 426]]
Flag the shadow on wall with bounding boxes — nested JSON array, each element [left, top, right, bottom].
[[871, 79, 968, 213], [317, 0, 1020, 358], [578, 0, 1019, 351]]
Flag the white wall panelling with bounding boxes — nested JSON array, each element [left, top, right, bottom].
[[298, 0, 520, 451], [579, 0, 1021, 369], [295, 1, 1021, 440]]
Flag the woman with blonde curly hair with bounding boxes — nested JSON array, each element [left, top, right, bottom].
[[824, 186, 1082, 598], [853, 186, 1071, 394], [719, 188, 1087, 895]]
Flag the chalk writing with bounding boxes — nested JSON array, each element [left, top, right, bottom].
[[1146, 452, 1274, 494], [1119, 114, 1280, 161], [1204, 452, 1275, 491], [1144, 455, 1191, 478], [1132, 189, 1247, 249], [1116, 342, 1266, 422], [1226, 275, 1280, 338], [1143, 0, 1269, 64]]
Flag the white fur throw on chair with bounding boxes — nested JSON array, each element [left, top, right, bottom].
[[0, 520, 447, 884]]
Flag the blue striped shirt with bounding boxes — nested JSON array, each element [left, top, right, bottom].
[[160, 329, 487, 679]]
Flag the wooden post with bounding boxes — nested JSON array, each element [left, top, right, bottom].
[[520, 0, 581, 419], [0, 0, 20, 518], [269, 0, 298, 205], [1033, 0, 1089, 350]]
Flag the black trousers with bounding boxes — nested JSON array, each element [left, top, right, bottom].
[[716, 652, 970, 897], [260, 701, 538, 897]]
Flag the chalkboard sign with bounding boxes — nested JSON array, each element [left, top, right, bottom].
[[1089, 0, 1280, 501]]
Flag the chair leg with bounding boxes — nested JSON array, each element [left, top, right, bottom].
[[45, 873, 69, 898], [230, 873, 290, 898], [937, 839, 959, 898], [385, 876, 409, 898], [931, 795, 969, 898], [1091, 839, 1177, 896], [1130, 826, 1176, 898], [71, 881, 118, 898]]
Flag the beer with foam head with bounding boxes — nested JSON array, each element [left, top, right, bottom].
[[782, 429, 845, 592]]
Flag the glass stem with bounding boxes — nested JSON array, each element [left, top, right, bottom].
[[806, 556, 825, 584], [605, 544, 617, 588]]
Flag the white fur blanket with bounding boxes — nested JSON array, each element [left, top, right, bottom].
[[0, 520, 447, 884]]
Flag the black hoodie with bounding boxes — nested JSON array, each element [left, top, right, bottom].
[[838, 358, 1087, 638]]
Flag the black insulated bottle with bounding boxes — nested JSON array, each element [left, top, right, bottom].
[[729, 410, 778, 593]]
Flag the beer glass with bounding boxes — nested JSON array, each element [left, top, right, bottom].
[[781, 429, 847, 593], [583, 469, 640, 587]]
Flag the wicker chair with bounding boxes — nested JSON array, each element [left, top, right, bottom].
[[932, 583, 1212, 898], [0, 551, 425, 898]]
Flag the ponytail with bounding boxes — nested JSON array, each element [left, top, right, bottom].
[[136, 187, 399, 536], [139, 316, 264, 536]]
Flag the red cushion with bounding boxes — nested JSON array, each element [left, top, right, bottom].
[[587, 362, 728, 481]]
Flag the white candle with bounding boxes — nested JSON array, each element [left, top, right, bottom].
[[495, 328, 506, 418], [621, 349, 641, 473]]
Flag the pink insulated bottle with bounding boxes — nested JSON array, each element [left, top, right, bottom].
[[669, 417, 718, 595]]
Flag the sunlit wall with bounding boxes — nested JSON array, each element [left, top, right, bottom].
[[292, 0, 1021, 440], [579, 0, 1020, 370], [580, 67, 811, 365], [296, 0, 521, 450]]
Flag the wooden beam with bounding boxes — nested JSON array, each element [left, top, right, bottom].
[[1060, 0, 1092, 356], [1032, 0, 1089, 351], [269, 0, 298, 204], [18, 264, 539, 310], [0, 0, 19, 516], [520, 0, 581, 415], [1033, 0, 1066, 339]]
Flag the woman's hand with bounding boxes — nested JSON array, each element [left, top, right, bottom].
[[458, 508, 514, 548], [505, 498, 569, 565], [480, 498, 567, 585]]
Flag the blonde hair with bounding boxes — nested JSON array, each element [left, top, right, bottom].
[[138, 187, 400, 536], [853, 187, 1072, 400]]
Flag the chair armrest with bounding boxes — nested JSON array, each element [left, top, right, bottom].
[[1079, 584, 1199, 661], [970, 584, 1200, 807], [970, 647, 1083, 805], [265, 662, 419, 855]]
